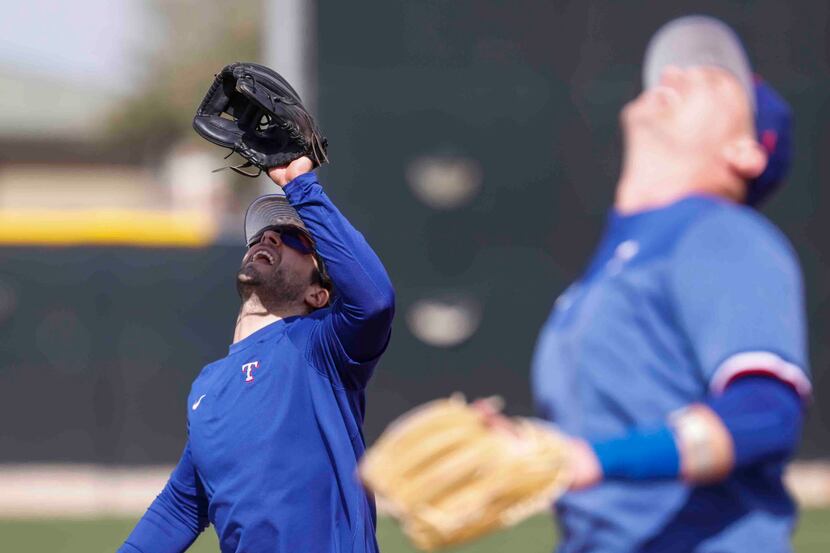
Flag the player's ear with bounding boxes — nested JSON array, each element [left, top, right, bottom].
[[723, 136, 768, 181], [304, 285, 330, 310]]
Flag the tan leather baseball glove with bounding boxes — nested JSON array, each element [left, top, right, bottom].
[[359, 395, 570, 550]]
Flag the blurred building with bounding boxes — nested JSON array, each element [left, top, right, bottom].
[[0, 68, 238, 248]]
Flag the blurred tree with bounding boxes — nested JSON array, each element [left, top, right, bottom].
[[106, 0, 262, 158]]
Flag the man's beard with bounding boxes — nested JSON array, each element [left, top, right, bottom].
[[236, 263, 307, 310]]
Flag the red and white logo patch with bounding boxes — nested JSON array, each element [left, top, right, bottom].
[[241, 361, 259, 383]]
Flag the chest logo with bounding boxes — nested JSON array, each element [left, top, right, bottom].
[[191, 394, 207, 410], [242, 361, 259, 383]]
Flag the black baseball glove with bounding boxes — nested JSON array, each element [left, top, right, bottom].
[[193, 62, 328, 177]]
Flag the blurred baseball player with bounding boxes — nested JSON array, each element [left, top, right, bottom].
[[531, 16, 809, 552], [118, 157, 395, 552]]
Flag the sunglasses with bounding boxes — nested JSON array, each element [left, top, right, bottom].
[[248, 226, 332, 291], [248, 225, 315, 255]]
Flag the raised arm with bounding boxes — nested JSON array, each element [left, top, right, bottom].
[[268, 159, 395, 388], [118, 443, 209, 553]]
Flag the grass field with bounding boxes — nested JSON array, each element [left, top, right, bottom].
[[1, 510, 828, 552]]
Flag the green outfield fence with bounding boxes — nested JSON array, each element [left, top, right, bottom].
[[1, 2, 829, 532]]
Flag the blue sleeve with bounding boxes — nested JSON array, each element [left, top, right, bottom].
[[283, 173, 395, 389], [118, 443, 209, 553], [707, 375, 803, 467], [592, 375, 803, 480], [669, 207, 811, 397]]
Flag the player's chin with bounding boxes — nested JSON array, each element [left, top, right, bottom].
[[623, 102, 670, 138], [626, 89, 672, 117], [621, 99, 644, 129], [237, 263, 268, 285]]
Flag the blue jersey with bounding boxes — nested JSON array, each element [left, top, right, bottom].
[[120, 173, 394, 553], [531, 195, 810, 553]]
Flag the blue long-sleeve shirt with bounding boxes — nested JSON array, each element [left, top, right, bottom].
[[119, 172, 395, 553]]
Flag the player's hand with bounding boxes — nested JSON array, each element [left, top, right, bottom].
[[472, 397, 519, 436], [565, 437, 603, 490], [472, 398, 602, 490], [267, 156, 314, 187]]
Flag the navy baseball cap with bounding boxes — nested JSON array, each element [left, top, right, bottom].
[[643, 15, 792, 205]]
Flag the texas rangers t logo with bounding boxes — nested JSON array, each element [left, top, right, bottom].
[[242, 361, 259, 383]]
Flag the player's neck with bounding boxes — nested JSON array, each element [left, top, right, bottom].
[[233, 297, 305, 344], [616, 175, 697, 214], [615, 146, 722, 214]]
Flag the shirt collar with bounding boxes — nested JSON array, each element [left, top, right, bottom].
[[228, 316, 300, 354]]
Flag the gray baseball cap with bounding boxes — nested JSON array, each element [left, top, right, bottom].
[[643, 15, 755, 111], [244, 194, 314, 248], [642, 15, 793, 205]]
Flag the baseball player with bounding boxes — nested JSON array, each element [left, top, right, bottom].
[[531, 16, 809, 552], [118, 156, 395, 552]]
